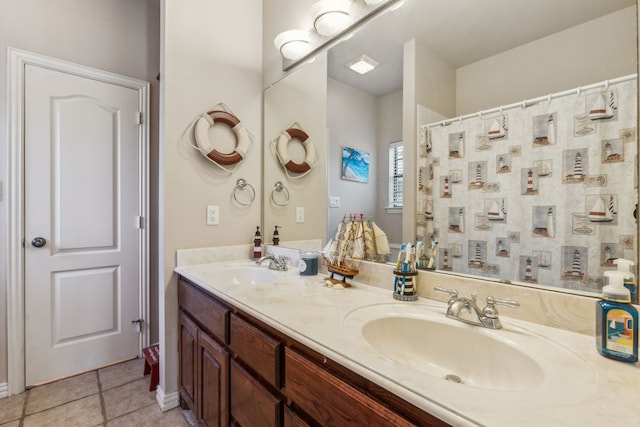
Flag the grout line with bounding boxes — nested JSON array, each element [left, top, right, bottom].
[[18, 388, 29, 427], [96, 367, 107, 426]]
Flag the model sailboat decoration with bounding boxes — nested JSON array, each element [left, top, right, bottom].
[[322, 214, 391, 286]]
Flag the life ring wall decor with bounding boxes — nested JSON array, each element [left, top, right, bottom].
[[193, 108, 252, 171], [276, 127, 317, 175]]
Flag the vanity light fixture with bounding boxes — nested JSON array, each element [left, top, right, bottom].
[[363, 0, 386, 4], [310, 0, 352, 37], [274, 30, 312, 61], [345, 54, 379, 75]]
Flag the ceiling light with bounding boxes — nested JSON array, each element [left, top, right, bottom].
[[363, 0, 386, 4], [346, 54, 379, 75], [310, 0, 352, 37], [274, 30, 312, 61]]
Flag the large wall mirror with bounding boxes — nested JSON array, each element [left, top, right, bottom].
[[264, 0, 638, 297]]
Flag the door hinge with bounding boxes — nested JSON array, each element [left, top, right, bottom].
[[136, 111, 143, 126], [137, 216, 145, 229]]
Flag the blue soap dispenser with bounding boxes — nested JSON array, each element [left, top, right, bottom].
[[595, 270, 638, 363]]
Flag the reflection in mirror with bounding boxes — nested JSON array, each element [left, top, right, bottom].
[[264, 0, 638, 297], [263, 53, 328, 246], [420, 76, 637, 295]]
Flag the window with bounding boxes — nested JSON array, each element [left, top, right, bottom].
[[388, 141, 403, 209]]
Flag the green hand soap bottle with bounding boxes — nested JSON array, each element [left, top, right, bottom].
[[596, 270, 638, 363]]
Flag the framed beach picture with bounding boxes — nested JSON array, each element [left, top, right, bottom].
[[342, 146, 370, 183]]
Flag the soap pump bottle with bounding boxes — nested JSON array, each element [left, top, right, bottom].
[[595, 270, 638, 363], [272, 225, 280, 246], [253, 226, 262, 260], [614, 258, 637, 304]]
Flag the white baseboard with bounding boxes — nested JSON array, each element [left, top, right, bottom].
[[155, 386, 180, 411], [0, 382, 9, 399]]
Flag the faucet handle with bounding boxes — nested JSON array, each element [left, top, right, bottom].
[[483, 296, 519, 319], [489, 296, 519, 308], [434, 286, 458, 298]]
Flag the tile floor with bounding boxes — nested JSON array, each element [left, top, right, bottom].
[[0, 358, 194, 426]]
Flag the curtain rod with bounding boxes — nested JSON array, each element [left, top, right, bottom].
[[426, 73, 638, 129]]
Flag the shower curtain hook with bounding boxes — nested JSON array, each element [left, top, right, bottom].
[[576, 86, 581, 97], [521, 100, 527, 109], [547, 94, 552, 103], [604, 79, 610, 90]]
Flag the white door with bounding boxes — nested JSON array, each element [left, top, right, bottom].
[[24, 64, 142, 386]]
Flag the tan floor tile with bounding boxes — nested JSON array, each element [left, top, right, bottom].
[[25, 371, 99, 415], [103, 377, 156, 420], [99, 357, 146, 391], [23, 394, 103, 427], [0, 420, 21, 427], [107, 404, 190, 427], [0, 393, 25, 424]]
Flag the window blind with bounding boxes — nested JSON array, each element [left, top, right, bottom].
[[388, 141, 403, 207]]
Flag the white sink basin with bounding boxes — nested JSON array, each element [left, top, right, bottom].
[[216, 266, 279, 285], [343, 303, 594, 392], [361, 315, 543, 391]]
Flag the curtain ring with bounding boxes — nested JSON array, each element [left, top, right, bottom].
[[271, 181, 290, 207], [232, 178, 255, 207]]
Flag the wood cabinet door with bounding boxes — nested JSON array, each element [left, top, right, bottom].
[[285, 348, 416, 426], [230, 360, 281, 427], [179, 311, 198, 410], [198, 330, 230, 427]]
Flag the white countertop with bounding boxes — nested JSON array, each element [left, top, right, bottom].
[[176, 259, 640, 427]]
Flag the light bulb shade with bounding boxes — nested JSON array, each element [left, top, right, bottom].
[[274, 30, 312, 60], [310, 0, 351, 37]]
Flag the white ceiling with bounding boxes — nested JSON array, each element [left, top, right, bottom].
[[328, 0, 636, 97]]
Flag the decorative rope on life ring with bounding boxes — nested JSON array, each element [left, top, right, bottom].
[[194, 110, 251, 166], [276, 128, 316, 174]]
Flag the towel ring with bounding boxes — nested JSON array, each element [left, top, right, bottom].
[[232, 178, 255, 207], [271, 181, 290, 207]]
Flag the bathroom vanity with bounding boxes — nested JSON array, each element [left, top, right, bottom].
[[177, 275, 446, 426], [176, 258, 640, 426]]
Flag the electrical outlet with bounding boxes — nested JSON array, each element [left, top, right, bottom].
[[206, 205, 219, 225], [296, 207, 304, 223], [329, 196, 340, 208]]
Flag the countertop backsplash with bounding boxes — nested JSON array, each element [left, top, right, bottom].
[[176, 244, 640, 336]]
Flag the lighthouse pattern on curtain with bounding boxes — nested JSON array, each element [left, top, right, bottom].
[[418, 77, 637, 293]]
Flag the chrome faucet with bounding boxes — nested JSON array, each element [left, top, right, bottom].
[[434, 286, 519, 329], [256, 254, 288, 271]]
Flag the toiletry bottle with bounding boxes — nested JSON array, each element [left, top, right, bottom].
[[595, 270, 638, 363], [253, 226, 262, 260], [272, 225, 280, 246], [614, 258, 637, 304]]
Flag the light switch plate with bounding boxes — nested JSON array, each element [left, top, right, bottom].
[[329, 196, 340, 208], [296, 207, 304, 223]]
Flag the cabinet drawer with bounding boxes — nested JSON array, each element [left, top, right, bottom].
[[285, 348, 416, 426], [230, 360, 281, 427], [230, 313, 281, 388], [179, 279, 229, 344]]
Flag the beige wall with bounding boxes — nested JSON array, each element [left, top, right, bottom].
[[160, 0, 262, 396], [0, 0, 160, 389], [327, 77, 377, 238], [264, 56, 327, 244], [375, 90, 403, 244], [457, 6, 637, 115], [403, 39, 457, 242]]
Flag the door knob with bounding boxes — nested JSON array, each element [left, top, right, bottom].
[[31, 237, 47, 248]]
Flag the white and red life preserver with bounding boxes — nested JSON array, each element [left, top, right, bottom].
[[194, 110, 251, 165], [276, 128, 316, 173]]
